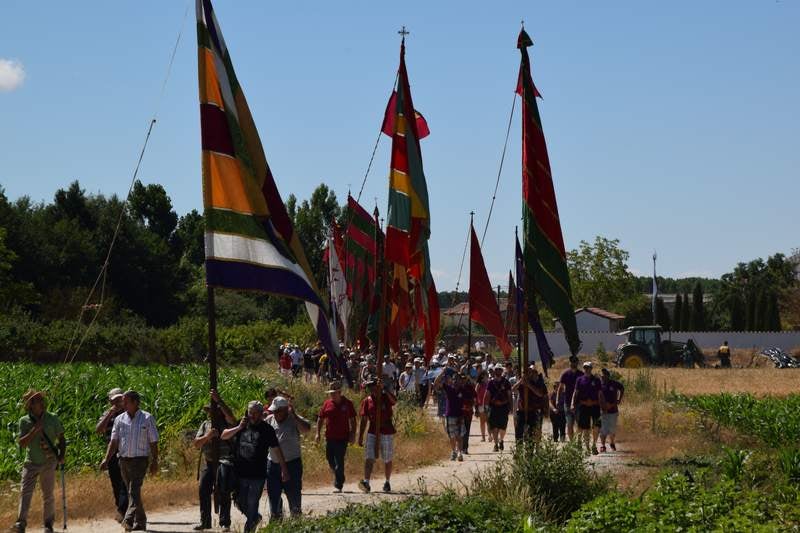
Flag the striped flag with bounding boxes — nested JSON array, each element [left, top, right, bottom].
[[516, 235, 555, 374], [326, 223, 350, 341], [197, 0, 339, 358], [384, 37, 439, 357], [517, 29, 580, 356]]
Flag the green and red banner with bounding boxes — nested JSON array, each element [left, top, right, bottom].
[[517, 28, 580, 356]]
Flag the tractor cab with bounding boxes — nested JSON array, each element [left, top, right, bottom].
[[614, 325, 704, 368]]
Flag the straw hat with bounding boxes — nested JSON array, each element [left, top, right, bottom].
[[22, 389, 45, 408]]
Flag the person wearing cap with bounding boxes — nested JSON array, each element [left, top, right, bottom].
[[486, 365, 512, 451], [192, 389, 237, 531], [398, 362, 415, 394], [290, 345, 304, 378], [433, 370, 466, 461], [315, 381, 357, 492], [14, 390, 65, 533], [357, 379, 397, 493], [599, 368, 625, 453], [557, 355, 584, 441], [100, 390, 159, 531], [571, 362, 602, 455], [513, 366, 548, 443], [95, 387, 127, 522], [279, 349, 292, 377], [265, 396, 311, 520], [221, 400, 288, 533]]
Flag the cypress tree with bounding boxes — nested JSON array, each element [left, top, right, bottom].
[[745, 292, 756, 331], [755, 291, 768, 331], [768, 292, 782, 331], [673, 294, 683, 331], [730, 292, 746, 331], [656, 297, 671, 331], [681, 291, 691, 330], [691, 282, 705, 330]]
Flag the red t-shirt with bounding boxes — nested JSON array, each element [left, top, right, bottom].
[[318, 397, 356, 441], [279, 354, 292, 370], [359, 393, 396, 435]]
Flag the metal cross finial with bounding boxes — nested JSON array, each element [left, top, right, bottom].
[[521, 19, 525, 28], [398, 26, 409, 38]]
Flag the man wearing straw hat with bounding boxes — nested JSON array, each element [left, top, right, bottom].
[[95, 387, 127, 522], [315, 381, 356, 492], [13, 389, 66, 533]]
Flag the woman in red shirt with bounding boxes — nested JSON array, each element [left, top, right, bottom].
[[474, 371, 489, 442]]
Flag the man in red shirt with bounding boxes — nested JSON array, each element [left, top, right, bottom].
[[315, 381, 356, 493], [357, 379, 396, 493]]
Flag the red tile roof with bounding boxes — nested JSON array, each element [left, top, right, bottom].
[[577, 307, 625, 320]]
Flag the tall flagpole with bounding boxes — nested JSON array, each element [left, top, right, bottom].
[[467, 211, 474, 357], [374, 208, 386, 459], [652, 251, 658, 325], [515, 227, 522, 371], [207, 286, 218, 390]]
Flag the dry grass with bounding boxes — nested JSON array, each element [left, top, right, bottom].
[[0, 410, 449, 527]]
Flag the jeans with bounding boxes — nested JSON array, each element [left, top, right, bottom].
[[198, 461, 233, 527], [107, 455, 128, 517], [515, 410, 539, 442], [15, 460, 57, 530], [325, 440, 348, 489], [550, 410, 566, 441], [119, 457, 149, 529], [266, 458, 303, 520], [461, 415, 473, 452], [236, 477, 265, 533]]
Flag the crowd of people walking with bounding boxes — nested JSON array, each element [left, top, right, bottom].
[[11, 343, 626, 532]]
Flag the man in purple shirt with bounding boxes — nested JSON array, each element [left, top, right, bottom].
[[599, 368, 625, 453], [570, 361, 602, 454], [434, 371, 466, 461], [556, 356, 583, 441]]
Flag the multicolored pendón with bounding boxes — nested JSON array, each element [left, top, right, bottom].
[[517, 28, 581, 356], [197, 0, 338, 358], [384, 38, 439, 357]]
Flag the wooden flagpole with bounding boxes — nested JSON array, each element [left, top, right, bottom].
[[467, 212, 474, 358]]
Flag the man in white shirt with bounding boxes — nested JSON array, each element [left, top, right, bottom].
[[264, 397, 311, 520], [100, 390, 159, 532], [398, 363, 415, 392]]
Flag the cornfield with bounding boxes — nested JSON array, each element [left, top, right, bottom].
[[672, 393, 800, 447], [0, 362, 265, 480]]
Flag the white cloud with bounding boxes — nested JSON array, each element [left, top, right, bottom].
[[0, 59, 26, 92]]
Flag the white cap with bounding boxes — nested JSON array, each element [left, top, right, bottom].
[[269, 396, 289, 411], [107, 387, 124, 401], [438, 348, 447, 355]]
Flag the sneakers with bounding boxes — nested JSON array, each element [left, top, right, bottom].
[[499, 440, 504, 451], [358, 479, 371, 493], [600, 445, 607, 453], [610, 443, 616, 451], [450, 451, 457, 461], [333, 486, 343, 493], [457, 453, 463, 462], [383, 481, 391, 493], [493, 443, 499, 452], [193, 524, 211, 531], [463, 449, 469, 455], [591, 445, 599, 455]]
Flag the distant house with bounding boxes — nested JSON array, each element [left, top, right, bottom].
[[441, 298, 509, 328], [554, 307, 625, 333]]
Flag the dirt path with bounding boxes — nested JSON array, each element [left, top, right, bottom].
[[63, 418, 630, 533]]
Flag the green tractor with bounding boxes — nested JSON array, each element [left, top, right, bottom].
[[614, 326, 705, 368]]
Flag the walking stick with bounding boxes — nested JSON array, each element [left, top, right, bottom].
[[60, 463, 67, 530]]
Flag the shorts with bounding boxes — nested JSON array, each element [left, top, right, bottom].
[[488, 405, 509, 430], [365, 433, 394, 463], [562, 405, 575, 425], [576, 404, 601, 430], [475, 405, 487, 414], [600, 412, 618, 436], [445, 416, 464, 438]]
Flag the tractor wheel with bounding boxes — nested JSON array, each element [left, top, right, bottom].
[[620, 352, 647, 368]]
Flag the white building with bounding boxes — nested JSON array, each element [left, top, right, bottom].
[[554, 307, 625, 333]]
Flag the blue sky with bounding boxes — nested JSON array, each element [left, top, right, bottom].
[[1, 1, 798, 290]]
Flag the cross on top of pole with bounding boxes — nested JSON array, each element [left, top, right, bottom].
[[398, 26, 410, 38]]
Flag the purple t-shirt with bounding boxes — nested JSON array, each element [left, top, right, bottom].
[[443, 383, 465, 417], [600, 379, 624, 413], [559, 369, 583, 404], [486, 377, 512, 408], [574, 374, 601, 403]]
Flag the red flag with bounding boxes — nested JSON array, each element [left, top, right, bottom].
[[381, 90, 430, 139], [468, 224, 512, 357]]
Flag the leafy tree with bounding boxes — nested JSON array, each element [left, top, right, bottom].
[[128, 181, 178, 241], [172, 209, 205, 265], [730, 292, 746, 330], [673, 293, 683, 330], [289, 184, 341, 289], [567, 237, 637, 311], [691, 282, 705, 330]]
